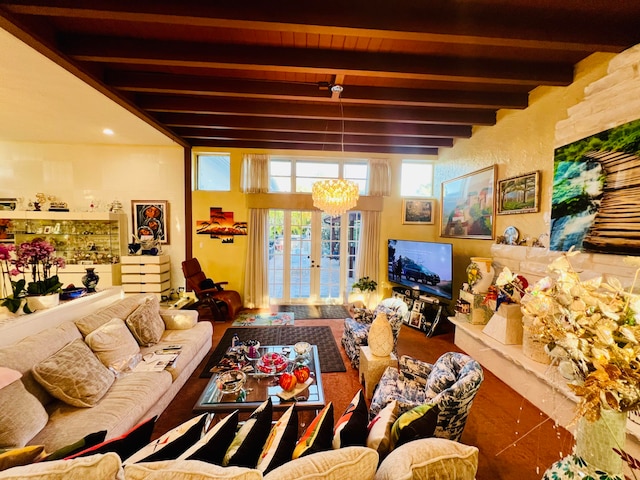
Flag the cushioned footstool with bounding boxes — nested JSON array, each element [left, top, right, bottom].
[[359, 346, 397, 400]]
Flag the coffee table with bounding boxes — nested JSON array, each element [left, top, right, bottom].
[[193, 344, 325, 413]]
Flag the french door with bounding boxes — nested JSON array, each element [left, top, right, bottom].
[[268, 210, 360, 304]]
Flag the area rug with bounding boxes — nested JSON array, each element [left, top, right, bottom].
[[276, 304, 350, 320], [200, 326, 346, 377], [232, 311, 294, 326]]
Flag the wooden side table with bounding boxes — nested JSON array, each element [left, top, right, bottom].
[[359, 346, 398, 400]]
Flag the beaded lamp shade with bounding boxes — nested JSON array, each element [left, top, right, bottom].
[[311, 179, 359, 216]]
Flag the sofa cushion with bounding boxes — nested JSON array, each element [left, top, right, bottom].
[[366, 400, 398, 458], [0, 368, 20, 390], [292, 402, 334, 459], [0, 321, 82, 406], [75, 294, 146, 337], [374, 438, 479, 480], [126, 296, 166, 347], [0, 452, 123, 480], [140, 322, 212, 382], [85, 318, 141, 371], [162, 312, 197, 330], [224, 399, 273, 468], [42, 431, 107, 461], [333, 390, 368, 449], [0, 373, 49, 448], [390, 403, 439, 450], [264, 446, 378, 480], [124, 413, 209, 464], [30, 370, 172, 452], [32, 338, 115, 408], [124, 459, 262, 480], [66, 416, 156, 460], [257, 404, 298, 474], [180, 410, 239, 465], [0, 445, 45, 471]]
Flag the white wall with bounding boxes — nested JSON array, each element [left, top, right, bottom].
[[0, 141, 186, 291]]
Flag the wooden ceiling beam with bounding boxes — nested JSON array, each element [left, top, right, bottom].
[[175, 127, 454, 148], [155, 113, 473, 139], [108, 70, 528, 109], [62, 35, 574, 86], [139, 95, 496, 125], [188, 137, 439, 156], [3, 0, 636, 52]]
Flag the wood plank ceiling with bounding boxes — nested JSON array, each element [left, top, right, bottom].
[[1, 0, 640, 157]]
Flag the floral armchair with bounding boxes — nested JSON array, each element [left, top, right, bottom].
[[341, 297, 408, 368], [369, 352, 484, 442]]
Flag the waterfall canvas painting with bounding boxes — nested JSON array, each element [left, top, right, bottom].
[[550, 118, 640, 254]]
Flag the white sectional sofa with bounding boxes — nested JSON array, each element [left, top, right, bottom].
[[0, 293, 212, 452]]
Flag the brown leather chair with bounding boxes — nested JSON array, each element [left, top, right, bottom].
[[181, 258, 243, 322]]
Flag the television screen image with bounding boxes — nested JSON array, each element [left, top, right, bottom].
[[388, 239, 453, 300]]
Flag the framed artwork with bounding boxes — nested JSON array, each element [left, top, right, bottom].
[[440, 165, 496, 239], [497, 171, 540, 215], [132, 200, 169, 244], [409, 310, 423, 329], [551, 118, 640, 254], [402, 198, 435, 224]]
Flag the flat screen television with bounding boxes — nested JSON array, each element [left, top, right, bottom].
[[388, 239, 453, 300]]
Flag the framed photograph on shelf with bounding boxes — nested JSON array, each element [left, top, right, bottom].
[[0, 198, 17, 211], [131, 200, 169, 244], [409, 310, 423, 329], [440, 165, 496, 239], [497, 171, 540, 215], [402, 198, 435, 225]]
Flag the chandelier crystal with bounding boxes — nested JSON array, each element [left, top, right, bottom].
[[311, 179, 359, 215]]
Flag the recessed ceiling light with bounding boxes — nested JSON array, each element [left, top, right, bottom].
[[103, 128, 114, 135]]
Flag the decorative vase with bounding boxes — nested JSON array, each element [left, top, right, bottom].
[[368, 312, 394, 357], [521, 314, 551, 364], [26, 293, 60, 312], [466, 257, 495, 294], [82, 267, 100, 292], [543, 408, 626, 479]]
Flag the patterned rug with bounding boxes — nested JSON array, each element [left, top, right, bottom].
[[232, 311, 294, 326], [200, 326, 346, 377], [276, 304, 350, 320]]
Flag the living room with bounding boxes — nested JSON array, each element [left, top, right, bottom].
[[2, 3, 640, 479]]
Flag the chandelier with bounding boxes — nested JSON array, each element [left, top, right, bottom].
[[312, 179, 360, 215]]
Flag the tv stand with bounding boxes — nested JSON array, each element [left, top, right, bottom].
[[392, 286, 447, 336]]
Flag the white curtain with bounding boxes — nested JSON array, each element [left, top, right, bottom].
[[243, 208, 270, 308], [369, 159, 391, 196], [355, 210, 381, 284], [240, 154, 269, 193]]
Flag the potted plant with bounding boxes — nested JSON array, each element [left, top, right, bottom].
[[351, 276, 378, 309], [14, 238, 65, 311]]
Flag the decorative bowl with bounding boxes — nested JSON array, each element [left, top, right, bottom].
[[60, 287, 87, 300], [294, 342, 311, 356], [215, 370, 247, 394]]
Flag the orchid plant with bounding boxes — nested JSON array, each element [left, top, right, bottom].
[[520, 247, 640, 422], [15, 239, 65, 296]]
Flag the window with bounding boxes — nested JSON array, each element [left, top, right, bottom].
[[269, 157, 368, 194], [401, 160, 433, 197], [195, 154, 231, 191]]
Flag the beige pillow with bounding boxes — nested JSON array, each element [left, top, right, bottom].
[[0, 377, 48, 448], [366, 400, 397, 458], [124, 460, 262, 480], [374, 438, 479, 480], [0, 452, 123, 479], [163, 313, 197, 330], [85, 318, 141, 370], [126, 297, 165, 346], [32, 339, 115, 408], [264, 446, 378, 480]]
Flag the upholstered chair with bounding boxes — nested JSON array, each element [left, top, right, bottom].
[[341, 297, 408, 368], [369, 352, 484, 442]]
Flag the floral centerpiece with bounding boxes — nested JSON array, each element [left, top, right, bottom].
[[491, 266, 529, 309], [0, 239, 65, 314], [520, 248, 640, 422]]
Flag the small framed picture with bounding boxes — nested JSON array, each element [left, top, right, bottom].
[[131, 200, 169, 244], [43, 226, 52, 234], [0, 198, 17, 211], [409, 310, 423, 328], [497, 171, 540, 215], [402, 198, 435, 225]]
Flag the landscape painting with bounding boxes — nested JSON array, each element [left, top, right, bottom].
[[196, 207, 247, 243], [550, 118, 640, 254]]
